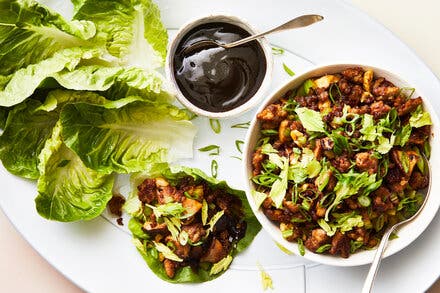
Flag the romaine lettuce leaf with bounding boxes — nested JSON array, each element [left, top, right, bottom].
[[0, 50, 172, 107], [53, 65, 172, 103], [73, 0, 167, 68], [60, 102, 196, 174], [35, 122, 114, 221], [0, 99, 59, 179], [0, 89, 123, 179], [128, 164, 261, 283], [0, 0, 95, 76], [0, 47, 107, 106]]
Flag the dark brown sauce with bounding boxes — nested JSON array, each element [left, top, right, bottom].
[[173, 22, 267, 112]]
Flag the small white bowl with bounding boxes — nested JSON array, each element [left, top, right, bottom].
[[165, 15, 273, 119], [243, 64, 440, 266]]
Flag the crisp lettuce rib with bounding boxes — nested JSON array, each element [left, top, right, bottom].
[[61, 101, 196, 174]]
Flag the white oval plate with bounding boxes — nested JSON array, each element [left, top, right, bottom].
[[1, 0, 440, 292]]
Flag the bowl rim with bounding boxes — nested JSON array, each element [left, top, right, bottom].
[[242, 63, 440, 266], [165, 14, 273, 119]]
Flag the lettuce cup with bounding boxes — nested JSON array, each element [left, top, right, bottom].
[[125, 164, 261, 283]]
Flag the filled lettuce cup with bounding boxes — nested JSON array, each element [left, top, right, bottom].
[[124, 164, 261, 283]]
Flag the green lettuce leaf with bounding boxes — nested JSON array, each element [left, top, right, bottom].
[[0, 89, 126, 180], [128, 164, 261, 283], [0, 99, 59, 179], [0, 0, 95, 76], [73, 0, 167, 67], [0, 47, 107, 106], [35, 122, 114, 221], [0, 106, 9, 129], [60, 101, 196, 174], [53, 65, 172, 103]]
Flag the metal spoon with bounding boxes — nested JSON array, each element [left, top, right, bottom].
[[362, 153, 432, 293], [182, 14, 324, 55]]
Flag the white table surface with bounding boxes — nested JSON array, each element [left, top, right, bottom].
[[1, 0, 439, 292]]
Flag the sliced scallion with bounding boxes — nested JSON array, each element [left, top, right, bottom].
[[211, 159, 218, 178], [271, 46, 285, 55], [198, 144, 220, 156], [209, 119, 221, 134], [297, 238, 305, 256], [231, 121, 251, 129], [235, 140, 244, 154], [283, 63, 295, 76]]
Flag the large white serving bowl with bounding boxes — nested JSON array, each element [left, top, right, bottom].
[[243, 63, 440, 266]]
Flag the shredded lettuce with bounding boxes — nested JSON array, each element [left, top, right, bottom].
[[153, 242, 183, 262], [209, 255, 233, 275], [295, 107, 326, 133], [252, 190, 268, 209], [269, 156, 289, 208], [409, 106, 432, 128], [147, 202, 186, 219], [318, 213, 364, 236], [325, 171, 378, 220]]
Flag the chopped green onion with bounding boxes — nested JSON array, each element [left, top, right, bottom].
[[424, 140, 431, 159], [400, 151, 410, 174], [274, 241, 293, 255], [211, 159, 218, 178], [329, 83, 342, 104], [399, 87, 416, 99], [230, 155, 242, 161], [231, 121, 251, 129], [252, 174, 280, 187], [297, 238, 305, 256], [374, 214, 385, 232], [201, 200, 208, 225], [357, 195, 371, 207], [209, 119, 221, 134], [261, 129, 278, 136], [389, 232, 399, 240], [235, 140, 244, 154], [271, 46, 285, 55], [283, 63, 295, 76], [198, 144, 220, 156], [350, 240, 364, 254], [316, 244, 332, 253]]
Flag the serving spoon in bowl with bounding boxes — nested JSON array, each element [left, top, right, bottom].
[[362, 153, 432, 293], [182, 14, 324, 55]]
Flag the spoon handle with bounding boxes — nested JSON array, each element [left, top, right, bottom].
[[361, 226, 396, 293], [224, 14, 324, 48]]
